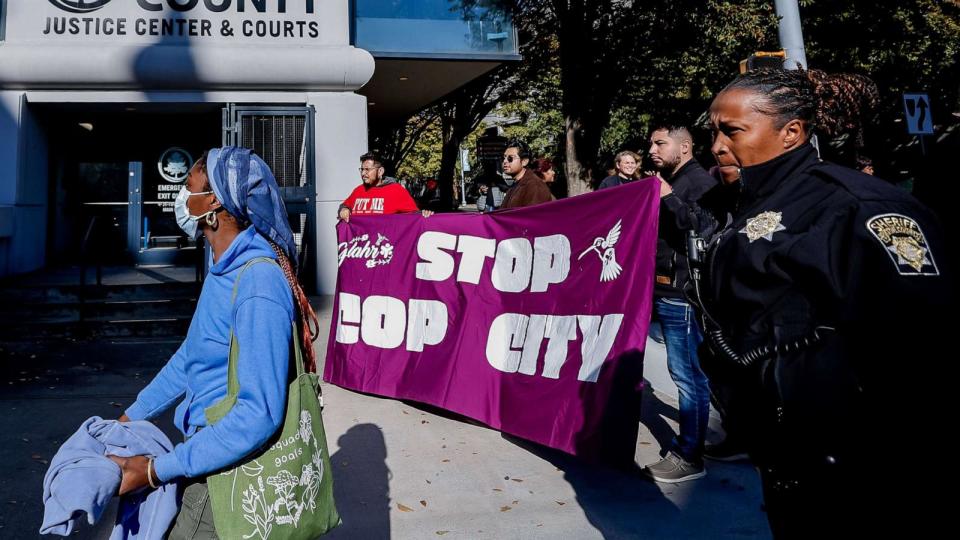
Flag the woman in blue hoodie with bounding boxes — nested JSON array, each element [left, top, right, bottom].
[[107, 147, 318, 538]]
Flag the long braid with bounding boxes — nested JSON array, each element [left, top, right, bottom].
[[807, 69, 879, 152], [196, 149, 319, 371], [268, 240, 320, 373], [196, 150, 318, 371]]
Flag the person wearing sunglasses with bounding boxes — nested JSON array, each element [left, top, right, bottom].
[[500, 140, 554, 209]]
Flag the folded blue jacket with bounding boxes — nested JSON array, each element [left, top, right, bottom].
[[40, 417, 178, 539]]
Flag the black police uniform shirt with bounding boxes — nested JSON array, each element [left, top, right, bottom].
[[694, 143, 950, 465]]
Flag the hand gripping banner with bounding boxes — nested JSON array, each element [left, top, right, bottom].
[[324, 180, 659, 461]]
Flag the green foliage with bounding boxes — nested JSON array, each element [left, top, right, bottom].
[[391, 0, 960, 191], [801, 0, 960, 115], [396, 121, 443, 180], [793, 0, 960, 179]]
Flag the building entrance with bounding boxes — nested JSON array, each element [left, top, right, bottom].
[[42, 104, 221, 268]]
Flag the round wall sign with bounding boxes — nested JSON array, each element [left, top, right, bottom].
[[158, 147, 193, 184], [48, 1, 114, 14]]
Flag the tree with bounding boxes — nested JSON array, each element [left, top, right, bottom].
[[797, 0, 960, 171], [394, 120, 444, 181], [369, 110, 440, 176], [502, 0, 778, 193], [386, 0, 959, 203], [433, 66, 514, 209]]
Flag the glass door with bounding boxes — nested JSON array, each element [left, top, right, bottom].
[[76, 162, 132, 265], [131, 150, 200, 266]]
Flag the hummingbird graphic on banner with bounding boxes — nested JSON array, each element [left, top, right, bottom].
[[578, 219, 623, 282]]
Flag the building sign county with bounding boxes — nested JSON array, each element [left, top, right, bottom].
[[37, 0, 324, 41]]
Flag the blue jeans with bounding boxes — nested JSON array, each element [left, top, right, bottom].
[[654, 298, 710, 462]]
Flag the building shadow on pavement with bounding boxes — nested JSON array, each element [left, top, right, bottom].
[[501, 372, 768, 539], [503, 434, 684, 539], [639, 379, 684, 459], [325, 423, 391, 540]]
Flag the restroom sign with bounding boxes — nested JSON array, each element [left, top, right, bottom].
[[158, 147, 193, 183], [903, 93, 934, 135]]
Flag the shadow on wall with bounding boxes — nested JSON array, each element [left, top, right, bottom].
[[133, 14, 201, 93], [0, 93, 16, 276]]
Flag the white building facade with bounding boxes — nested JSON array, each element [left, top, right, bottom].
[[0, 0, 516, 292]]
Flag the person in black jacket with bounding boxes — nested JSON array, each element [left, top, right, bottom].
[[634, 125, 719, 483], [677, 68, 951, 538], [597, 150, 642, 190]]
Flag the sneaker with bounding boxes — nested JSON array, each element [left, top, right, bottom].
[[643, 452, 706, 484], [703, 439, 750, 462]]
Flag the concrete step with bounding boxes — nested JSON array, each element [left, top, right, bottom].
[[0, 282, 200, 304], [0, 298, 198, 325], [0, 282, 200, 341], [0, 318, 192, 341]]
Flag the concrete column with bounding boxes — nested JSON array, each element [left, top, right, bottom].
[[0, 91, 49, 277], [307, 92, 370, 294]]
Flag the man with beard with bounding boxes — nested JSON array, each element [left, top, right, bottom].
[[640, 125, 720, 483], [339, 152, 431, 222]]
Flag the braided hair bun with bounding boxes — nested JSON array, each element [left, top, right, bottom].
[[722, 67, 879, 164], [807, 68, 880, 148]]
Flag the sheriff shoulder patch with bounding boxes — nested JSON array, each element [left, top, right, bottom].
[[865, 213, 939, 276]]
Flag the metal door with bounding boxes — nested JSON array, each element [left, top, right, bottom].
[[222, 105, 316, 285]]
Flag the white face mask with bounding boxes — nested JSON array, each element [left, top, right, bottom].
[[174, 186, 215, 239]]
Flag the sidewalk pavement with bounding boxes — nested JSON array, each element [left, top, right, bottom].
[[0, 297, 770, 540]]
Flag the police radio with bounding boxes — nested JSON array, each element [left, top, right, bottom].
[[686, 230, 707, 273], [685, 229, 834, 369]]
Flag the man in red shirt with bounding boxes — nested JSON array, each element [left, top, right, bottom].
[[338, 152, 431, 222]]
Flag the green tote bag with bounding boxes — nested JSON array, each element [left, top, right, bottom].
[[204, 257, 340, 540]]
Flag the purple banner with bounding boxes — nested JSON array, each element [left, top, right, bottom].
[[324, 180, 660, 460]]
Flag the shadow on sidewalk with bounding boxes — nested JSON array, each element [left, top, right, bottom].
[[638, 380, 684, 458], [499, 374, 766, 539], [326, 423, 391, 540]]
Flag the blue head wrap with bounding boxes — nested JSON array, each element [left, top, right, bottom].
[[206, 147, 298, 269]]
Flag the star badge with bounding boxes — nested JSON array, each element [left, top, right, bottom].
[[889, 236, 931, 273], [740, 211, 786, 243]]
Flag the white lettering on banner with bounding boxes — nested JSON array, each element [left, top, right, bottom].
[[519, 315, 547, 375], [456, 236, 497, 284], [414, 233, 571, 293], [338, 234, 394, 268], [576, 315, 624, 382], [360, 296, 406, 349], [485, 313, 527, 373], [416, 232, 457, 281], [335, 293, 360, 344], [531, 235, 571, 293], [335, 292, 625, 382], [406, 300, 448, 353], [486, 313, 624, 382], [336, 293, 450, 352], [492, 238, 533, 292], [541, 316, 578, 379]]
